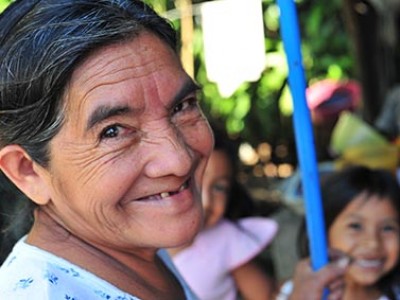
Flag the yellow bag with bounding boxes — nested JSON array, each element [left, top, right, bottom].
[[330, 112, 398, 171]]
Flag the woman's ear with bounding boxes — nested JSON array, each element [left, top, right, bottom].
[[0, 145, 50, 205]]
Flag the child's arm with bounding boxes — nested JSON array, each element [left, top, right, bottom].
[[232, 259, 275, 300]]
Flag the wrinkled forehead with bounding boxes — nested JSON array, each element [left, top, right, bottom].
[[73, 34, 178, 84], [61, 32, 187, 125]]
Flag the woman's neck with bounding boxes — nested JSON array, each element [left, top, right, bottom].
[[26, 208, 185, 300]]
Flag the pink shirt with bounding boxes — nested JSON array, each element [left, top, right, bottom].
[[172, 217, 278, 300]]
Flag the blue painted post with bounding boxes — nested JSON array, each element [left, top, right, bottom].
[[276, 0, 328, 272]]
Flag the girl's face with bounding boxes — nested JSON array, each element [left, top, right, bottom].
[[328, 193, 400, 288], [201, 150, 233, 229]]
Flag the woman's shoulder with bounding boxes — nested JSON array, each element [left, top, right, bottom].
[[158, 249, 199, 300], [0, 237, 140, 300]]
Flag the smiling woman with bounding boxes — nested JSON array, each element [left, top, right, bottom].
[[0, 1, 213, 299]]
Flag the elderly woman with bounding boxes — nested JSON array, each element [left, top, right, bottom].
[[0, 0, 213, 299]]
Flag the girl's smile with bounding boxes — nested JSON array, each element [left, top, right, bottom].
[[328, 192, 400, 287]]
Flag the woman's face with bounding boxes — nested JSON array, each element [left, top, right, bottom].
[[201, 149, 233, 229], [36, 32, 214, 252], [328, 193, 400, 288]]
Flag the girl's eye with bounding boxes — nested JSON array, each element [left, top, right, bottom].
[[382, 224, 399, 233], [211, 183, 230, 195], [348, 222, 362, 231], [100, 125, 121, 140]]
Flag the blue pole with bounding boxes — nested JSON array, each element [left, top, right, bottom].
[[276, 0, 328, 272]]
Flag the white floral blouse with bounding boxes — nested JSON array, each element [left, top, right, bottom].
[[0, 237, 197, 300]]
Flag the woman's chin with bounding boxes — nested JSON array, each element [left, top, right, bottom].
[[166, 211, 203, 248]]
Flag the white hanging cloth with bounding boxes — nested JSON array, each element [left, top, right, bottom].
[[201, 0, 266, 97]]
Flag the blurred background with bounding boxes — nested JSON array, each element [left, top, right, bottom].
[[2, 0, 400, 282]]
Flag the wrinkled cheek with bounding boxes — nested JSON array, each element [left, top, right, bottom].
[[183, 120, 214, 156], [201, 123, 214, 155], [181, 122, 213, 181]]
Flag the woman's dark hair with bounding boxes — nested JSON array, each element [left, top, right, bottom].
[[298, 165, 400, 299], [0, 171, 33, 263], [0, 0, 177, 260], [0, 0, 177, 166]]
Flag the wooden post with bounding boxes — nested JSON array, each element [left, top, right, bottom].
[[175, 0, 194, 77]]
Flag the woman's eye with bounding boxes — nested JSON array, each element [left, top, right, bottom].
[[98, 124, 139, 144], [100, 125, 120, 140], [172, 97, 198, 115]]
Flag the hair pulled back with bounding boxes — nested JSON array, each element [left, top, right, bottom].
[[0, 0, 177, 166]]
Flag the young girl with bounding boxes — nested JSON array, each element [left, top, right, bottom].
[[293, 165, 400, 300], [168, 126, 278, 300]]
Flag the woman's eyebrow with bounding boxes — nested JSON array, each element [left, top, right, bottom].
[[86, 105, 132, 130], [86, 78, 200, 130]]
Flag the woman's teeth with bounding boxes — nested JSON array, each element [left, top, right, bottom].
[[160, 181, 188, 199], [160, 192, 171, 198]]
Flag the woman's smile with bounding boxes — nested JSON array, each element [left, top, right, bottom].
[[135, 180, 190, 201]]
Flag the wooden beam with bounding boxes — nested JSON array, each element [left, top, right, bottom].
[[175, 0, 194, 77]]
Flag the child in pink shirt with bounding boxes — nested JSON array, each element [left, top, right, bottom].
[[169, 126, 278, 300]]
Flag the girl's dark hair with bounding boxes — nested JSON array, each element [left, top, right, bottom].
[[298, 165, 400, 299], [0, 0, 177, 261], [211, 124, 256, 220]]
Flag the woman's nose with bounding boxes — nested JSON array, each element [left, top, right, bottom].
[[143, 128, 193, 178]]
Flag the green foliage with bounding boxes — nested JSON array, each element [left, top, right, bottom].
[[0, 0, 12, 12], [196, 0, 354, 165]]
